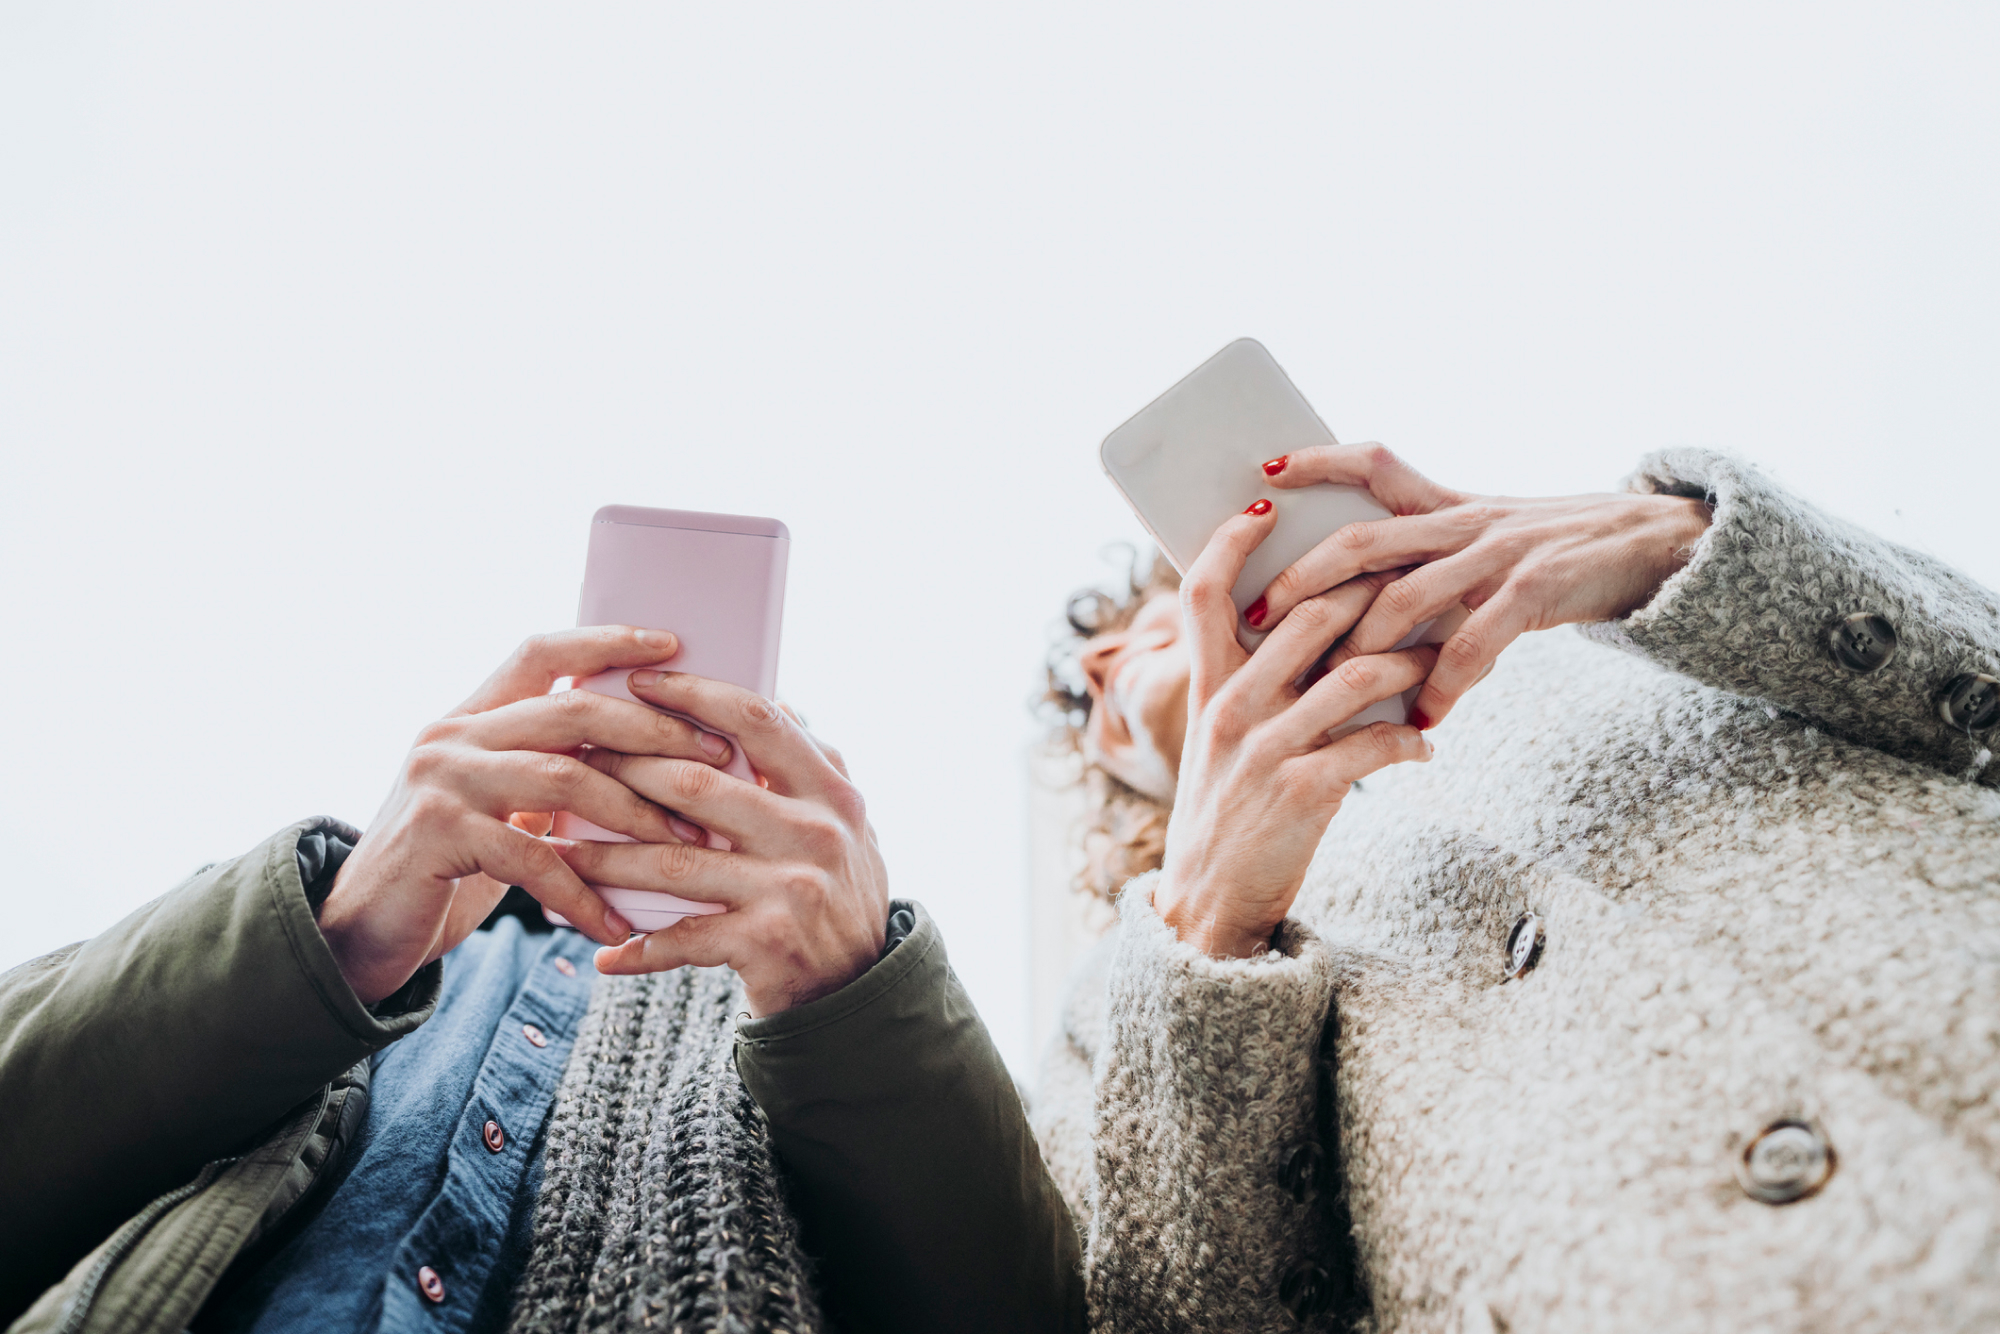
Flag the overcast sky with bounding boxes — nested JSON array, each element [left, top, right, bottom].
[[3, 2, 1995, 1071]]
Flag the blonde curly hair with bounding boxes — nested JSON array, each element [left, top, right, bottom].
[[1040, 549, 1181, 904]]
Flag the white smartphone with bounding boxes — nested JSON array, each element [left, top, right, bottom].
[[1100, 338, 1462, 737], [549, 505, 789, 932]]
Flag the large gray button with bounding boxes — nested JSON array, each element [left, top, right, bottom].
[[1504, 912, 1545, 981], [1280, 1141, 1324, 1204], [1736, 1121, 1834, 1204], [1278, 1262, 1331, 1320], [1938, 673, 2000, 733], [1828, 612, 1897, 673]]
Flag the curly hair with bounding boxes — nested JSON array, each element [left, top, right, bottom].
[[1040, 547, 1181, 905]]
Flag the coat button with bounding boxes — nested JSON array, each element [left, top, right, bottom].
[[1280, 1141, 1324, 1204], [1827, 612, 1897, 673], [553, 957, 577, 977], [522, 1023, 549, 1048], [1938, 673, 2000, 733], [1736, 1120, 1835, 1204], [1504, 912, 1545, 981], [483, 1120, 506, 1153], [1278, 1262, 1331, 1320], [416, 1265, 446, 1303]]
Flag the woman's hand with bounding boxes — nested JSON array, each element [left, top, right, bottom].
[[550, 671, 890, 1018], [1156, 502, 1439, 960], [318, 628, 733, 1005], [1256, 445, 1712, 728]]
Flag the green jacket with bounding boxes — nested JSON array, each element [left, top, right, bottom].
[[0, 818, 1084, 1333]]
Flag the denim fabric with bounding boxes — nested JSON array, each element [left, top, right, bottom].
[[202, 917, 597, 1334]]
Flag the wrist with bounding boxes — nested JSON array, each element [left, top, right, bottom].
[[1153, 872, 1277, 960]]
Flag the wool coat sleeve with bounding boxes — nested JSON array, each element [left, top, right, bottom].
[[734, 900, 1087, 1334], [1581, 447, 2000, 784], [1058, 872, 1351, 1334], [0, 818, 439, 1327]]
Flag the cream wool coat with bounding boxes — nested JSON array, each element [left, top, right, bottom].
[[1033, 450, 2000, 1334]]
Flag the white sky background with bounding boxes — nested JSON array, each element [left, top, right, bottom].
[[2, 3, 1996, 1073]]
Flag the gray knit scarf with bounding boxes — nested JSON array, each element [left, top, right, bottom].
[[503, 967, 827, 1334]]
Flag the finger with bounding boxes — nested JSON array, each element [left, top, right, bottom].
[[1302, 719, 1435, 788], [1258, 508, 1486, 626], [1240, 569, 1404, 693], [1182, 501, 1279, 694], [452, 626, 680, 717], [476, 822, 632, 945], [624, 671, 847, 802], [549, 837, 770, 911], [1285, 644, 1441, 747], [579, 748, 787, 850], [447, 688, 734, 766], [1407, 597, 1530, 729], [454, 748, 695, 844], [1331, 547, 1504, 662], [509, 811, 554, 837], [1262, 443, 1460, 515], [591, 908, 747, 975], [779, 702, 853, 780]]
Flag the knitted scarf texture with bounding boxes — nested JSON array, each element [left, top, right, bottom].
[[504, 967, 826, 1334]]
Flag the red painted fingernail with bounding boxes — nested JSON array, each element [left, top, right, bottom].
[[1244, 596, 1268, 628], [1410, 708, 1433, 731], [1262, 455, 1289, 476], [1244, 498, 1272, 516]]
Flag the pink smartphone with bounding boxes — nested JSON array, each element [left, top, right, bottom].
[[549, 505, 789, 933]]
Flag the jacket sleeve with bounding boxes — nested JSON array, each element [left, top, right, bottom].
[[1580, 448, 2000, 783], [0, 818, 439, 1325], [733, 901, 1086, 1334], [1053, 873, 1352, 1334]]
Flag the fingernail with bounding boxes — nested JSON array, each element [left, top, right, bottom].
[[1262, 455, 1289, 476], [669, 815, 704, 843], [1244, 596, 1268, 628], [604, 909, 633, 939], [1409, 708, 1433, 730], [637, 630, 676, 651], [1243, 498, 1272, 516], [697, 731, 730, 760], [543, 835, 578, 850], [629, 669, 665, 688], [1422, 736, 1436, 759]]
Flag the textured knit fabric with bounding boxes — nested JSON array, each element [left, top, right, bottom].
[[203, 918, 597, 1334], [1034, 450, 2000, 1333], [505, 962, 828, 1334]]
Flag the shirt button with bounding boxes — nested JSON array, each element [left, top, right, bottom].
[[1280, 1141, 1324, 1204], [1937, 672, 2000, 733], [483, 1119, 506, 1153], [1278, 1262, 1331, 1320], [553, 957, 577, 977], [1827, 612, 1897, 673], [1505, 912, 1545, 981], [1737, 1120, 1835, 1204], [522, 1023, 549, 1048], [416, 1265, 446, 1303]]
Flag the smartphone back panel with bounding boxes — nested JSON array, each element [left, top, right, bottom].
[[1100, 339, 1460, 737], [552, 506, 789, 931]]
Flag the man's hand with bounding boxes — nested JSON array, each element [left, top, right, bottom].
[[551, 672, 889, 1018], [1255, 444, 1712, 728], [319, 627, 736, 1006]]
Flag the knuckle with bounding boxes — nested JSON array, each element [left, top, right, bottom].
[[1439, 633, 1487, 674], [652, 840, 702, 884], [514, 632, 556, 669], [1378, 578, 1426, 618], [1333, 521, 1376, 554], [738, 694, 785, 733], [405, 741, 452, 783], [412, 717, 458, 748], [540, 752, 586, 794], [406, 787, 459, 829], [797, 813, 847, 859], [782, 864, 832, 906], [652, 710, 699, 751], [669, 761, 716, 805], [1362, 443, 1400, 473], [1286, 591, 1333, 632], [1360, 721, 1404, 758], [827, 781, 866, 826], [553, 687, 593, 718], [1332, 657, 1384, 695]]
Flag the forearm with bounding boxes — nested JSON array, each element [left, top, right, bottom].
[[0, 818, 437, 1318], [734, 901, 1085, 1334], [1582, 448, 2000, 780], [1084, 874, 1350, 1334]]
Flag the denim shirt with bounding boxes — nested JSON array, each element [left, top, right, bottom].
[[202, 915, 597, 1334]]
